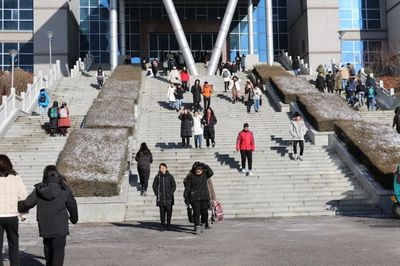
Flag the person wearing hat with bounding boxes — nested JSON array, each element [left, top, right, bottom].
[[236, 123, 255, 175], [289, 112, 307, 161]]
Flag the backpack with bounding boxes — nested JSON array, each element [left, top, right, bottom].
[[59, 108, 68, 118], [39, 94, 46, 103], [212, 200, 224, 222], [50, 107, 58, 119], [222, 70, 229, 78], [368, 87, 375, 98]]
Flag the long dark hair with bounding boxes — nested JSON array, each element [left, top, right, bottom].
[[137, 142, 152, 157], [0, 154, 18, 177], [42, 165, 68, 189]]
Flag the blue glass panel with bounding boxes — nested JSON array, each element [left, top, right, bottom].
[[341, 41, 354, 52], [240, 21, 248, 33], [230, 34, 239, 51], [339, 10, 352, 20], [20, 0, 33, 9], [342, 53, 354, 63], [20, 43, 33, 53], [240, 34, 249, 51], [19, 21, 33, 30]]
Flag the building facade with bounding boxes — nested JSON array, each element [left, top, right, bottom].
[[288, 0, 399, 72]]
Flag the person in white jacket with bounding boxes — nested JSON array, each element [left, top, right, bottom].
[[168, 66, 181, 84], [0, 154, 28, 265], [192, 110, 204, 148], [167, 83, 176, 110], [221, 68, 231, 92], [289, 112, 307, 161], [229, 76, 241, 104]]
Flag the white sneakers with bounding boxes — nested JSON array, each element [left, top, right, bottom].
[[241, 168, 254, 175], [241, 168, 246, 173], [293, 154, 304, 161], [248, 171, 253, 176]]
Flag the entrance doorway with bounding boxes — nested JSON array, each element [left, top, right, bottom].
[[149, 33, 218, 62]]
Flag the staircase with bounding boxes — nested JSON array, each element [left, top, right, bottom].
[[125, 70, 381, 221], [0, 72, 100, 205], [360, 110, 394, 126]]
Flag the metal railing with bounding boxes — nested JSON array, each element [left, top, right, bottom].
[[278, 51, 310, 75], [71, 53, 94, 78]]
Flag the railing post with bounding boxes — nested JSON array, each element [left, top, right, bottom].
[[21, 91, 26, 112], [45, 75, 49, 89], [11, 88, 16, 109], [2, 96, 8, 116], [49, 69, 54, 87]]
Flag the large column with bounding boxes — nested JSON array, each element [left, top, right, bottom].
[[110, 0, 118, 71], [119, 0, 126, 56], [162, 0, 198, 76], [248, 0, 254, 55], [207, 0, 239, 75], [266, 0, 274, 65]]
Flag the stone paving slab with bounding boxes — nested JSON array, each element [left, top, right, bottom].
[[3, 216, 400, 265]]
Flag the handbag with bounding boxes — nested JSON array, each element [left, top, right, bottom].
[[187, 206, 194, 223], [212, 200, 224, 222]]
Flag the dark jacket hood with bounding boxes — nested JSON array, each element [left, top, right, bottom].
[[35, 182, 62, 201]]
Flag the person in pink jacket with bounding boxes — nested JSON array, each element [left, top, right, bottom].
[[236, 123, 255, 175], [180, 66, 190, 91]]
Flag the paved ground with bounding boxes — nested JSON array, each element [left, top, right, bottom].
[[3, 216, 400, 266]]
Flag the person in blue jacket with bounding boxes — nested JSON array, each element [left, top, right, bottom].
[[38, 88, 50, 116]]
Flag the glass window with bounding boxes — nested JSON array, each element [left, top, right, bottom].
[[20, 0, 33, 9], [339, 0, 381, 29], [19, 21, 32, 30], [4, 0, 18, 9], [4, 21, 18, 30], [20, 10, 33, 20]]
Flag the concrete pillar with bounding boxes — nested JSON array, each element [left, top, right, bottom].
[[248, 0, 254, 55], [207, 0, 239, 75], [119, 0, 126, 56], [110, 0, 119, 71], [266, 0, 274, 65], [162, 0, 198, 76]]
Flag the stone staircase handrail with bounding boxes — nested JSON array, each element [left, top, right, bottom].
[[278, 51, 310, 75], [71, 53, 94, 78], [0, 61, 62, 137]]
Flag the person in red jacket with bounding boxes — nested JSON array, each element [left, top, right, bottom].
[[180, 66, 191, 91], [236, 123, 255, 175]]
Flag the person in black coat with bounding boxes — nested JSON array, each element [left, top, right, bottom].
[[178, 108, 193, 148], [152, 163, 176, 231], [183, 162, 214, 234], [202, 107, 217, 148], [393, 108, 400, 133], [191, 79, 202, 111], [135, 142, 153, 196], [315, 73, 326, 92], [47, 101, 59, 137], [325, 71, 334, 93], [18, 165, 78, 266]]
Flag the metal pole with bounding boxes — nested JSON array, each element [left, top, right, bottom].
[[207, 0, 239, 75], [11, 57, 15, 89], [119, 0, 126, 56], [162, 0, 198, 76], [266, 0, 274, 65], [110, 0, 119, 71], [49, 38, 52, 68], [248, 0, 254, 55]]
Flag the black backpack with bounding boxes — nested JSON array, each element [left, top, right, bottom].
[[39, 94, 46, 103]]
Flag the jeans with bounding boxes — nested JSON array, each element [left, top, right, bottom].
[[342, 79, 348, 91], [240, 150, 253, 170], [358, 92, 365, 106], [194, 134, 203, 148], [254, 99, 260, 112], [0, 217, 19, 266], [293, 140, 304, 156], [191, 200, 209, 226], [368, 97, 376, 111], [293, 69, 300, 76], [159, 205, 173, 227], [175, 99, 183, 110], [203, 97, 211, 110], [43, 236, 66, 266], [169, 101, 176, 109]]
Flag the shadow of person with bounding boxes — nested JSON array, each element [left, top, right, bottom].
[[19, 251, 45, 266], [111, 221, 194, 234]]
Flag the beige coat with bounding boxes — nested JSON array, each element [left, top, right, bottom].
[[0, 175, 28, 217]]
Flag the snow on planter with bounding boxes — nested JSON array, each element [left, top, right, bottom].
[[335, 121, 400, 190], [270, 76, 316, 103], [254, 64, 290, 83], [84, 97, 135, 130], [297, 93, 362, 131], [57, 128, 129, 197], [98, 78, 139, 101]]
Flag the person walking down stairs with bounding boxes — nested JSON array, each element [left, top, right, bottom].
[[0, 155, 28, 266], [236, 123, 255, 176], [152, 163, 176, 232], [192, 110, 204, 149], [135, 142, 153, 196], [229, 76, 241, 104], [243, 80, 254, 113], [48, 101, 59, 137], [393, 107, 400, 134], [289, 112, 307, 161], [178, 108, 193, 148], [202, 81, 213, 110], [58, 102, 71, 137], [221, 67, 231, 93], [184, 162, 214, 235], [191, 79, 202, 111], [202, 107, 217, 148]]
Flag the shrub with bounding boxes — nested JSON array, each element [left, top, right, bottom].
[[57, 128, 129, 197], [334, 121, 400, 190], [297, 93, 362, 131], [84, 98, 135, 130], [270, 76, 317, 103], [98, 78, 139, 101], [253, 64, 290, 83], [0, 68, 33, 104]]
